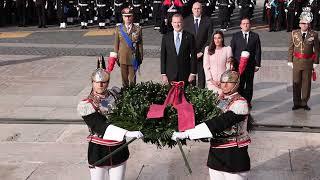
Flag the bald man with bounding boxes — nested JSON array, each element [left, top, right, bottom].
[[184, 2, 213, 88]]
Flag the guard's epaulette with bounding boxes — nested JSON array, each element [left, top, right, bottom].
[[77, 99, 96, 116], [133, 23, 140, 27], [116, 23, 122, 26]]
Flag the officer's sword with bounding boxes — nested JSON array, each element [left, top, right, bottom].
[[177, 139, 192, 175], [91, 137, 138, 167]]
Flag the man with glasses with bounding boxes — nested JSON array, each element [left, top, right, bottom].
[[114, 7, 143, 87], [288, 7, 319, 111]]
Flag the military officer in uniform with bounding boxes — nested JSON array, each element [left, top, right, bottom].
[[152, 0, 163, 29], [285, 0, 298, 32], [266, 0, 281, 32], [56, 0, 67, 28], [288, 8, 319, 111], [0, 0, 5, 26], [35, 0, 47, 28], [238, 0, 255, 20], [308, 0, 320, 30], [77, 58, 143, 180], [114, 8, 143, 87], [16, 0, 28, 26], [96, 0, 107, 28], [131, 0, 144, 24], [78, 0, 89, 28], [216, 0, 231, 31]]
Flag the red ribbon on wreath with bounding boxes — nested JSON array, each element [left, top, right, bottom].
[[147, 81, 195, 132]]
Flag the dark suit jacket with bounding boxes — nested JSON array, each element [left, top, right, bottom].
[[230, 31, 262, 69], [184, 15, 213, 53], [161, 30, 197, 82]]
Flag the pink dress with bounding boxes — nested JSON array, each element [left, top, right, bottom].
[[203, 46, 232, 94]]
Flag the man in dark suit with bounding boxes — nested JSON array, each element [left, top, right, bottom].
[[230, 18, 261, 108], [184, 2, 213, 88], [161, 13, 197, 85]]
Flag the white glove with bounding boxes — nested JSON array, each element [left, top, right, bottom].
[[249, 4, 252, 7], [171, 131, 189, 141], [125, 131, 143, 139], [319, 10, 320, 14], [313, 64, 318, 68], [215, 6, 218, 10], [33, 0, 36, 2], [55, 4, 57, 9], [45, 2, 47, 9], [284, 9, 288, 13], [288, 62, 293, 68], [238, 5, 242, 8], [295, 12, 297, 15], [228, 5, 231, 7]]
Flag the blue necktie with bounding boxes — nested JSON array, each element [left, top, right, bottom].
[[194, 19, 199, 34], [175, 33, 180, 54]]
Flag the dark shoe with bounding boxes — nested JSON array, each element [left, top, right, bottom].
[[43, 25, 47, 28], [83, 26, 88, 29], [292, 105, 301, 110], [81, 26, 84, 29], [38, 25, 42, 28], [303, 105, 311, 111]]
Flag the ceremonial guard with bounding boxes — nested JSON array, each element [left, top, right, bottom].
[[285, 0, 298, 32], [160, 0, 184, 34], [152, 0, 163, 29], [288, 8, 319, 111], [0, 0, 5, 26], [56, 0, 67, 28], [114, 0, 125, 23], [35, 0, 47, 28], [77, 57, 143, 180], [16, 0, 28, 26], [96, 0, 107, 28], [114, 8, 143, 87], [307, 0, 320, 30], [172, 70, 251, 180], [131, 0, 144, 24], [86, 0, 94, 25], [78, 0, 89, 28], [238, 0, 255, 20], [216, 0, 231, 31], [227, 0, 236, 26], [266, 0, 281, 31]]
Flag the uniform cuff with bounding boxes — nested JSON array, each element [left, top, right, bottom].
[[186, 123, 212, 140], [103, 125, 128, 141]]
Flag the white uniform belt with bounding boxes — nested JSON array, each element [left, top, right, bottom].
[[114, 2, 123, 6], [153, 1, 162, 3], [97, 4, 106, 7], [133, 4, 141, 7], [78, 3, 88, 6], [69, 0, 74, 3]]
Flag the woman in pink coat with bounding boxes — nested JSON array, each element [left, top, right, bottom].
[[203, 31, 233, 95]]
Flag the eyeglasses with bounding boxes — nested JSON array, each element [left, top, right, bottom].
[[299, 23, 308, 25], [123, 15, 133, 18]]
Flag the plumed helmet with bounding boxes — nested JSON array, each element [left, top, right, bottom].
[[91, 56, 110, 82], [300, 7, 313, 23], [220, 70, 240, 84], [91, 68, 110, 82]]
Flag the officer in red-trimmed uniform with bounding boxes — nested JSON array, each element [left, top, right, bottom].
[[77, 58, 143, 180], [172, 70, 251, 180]]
